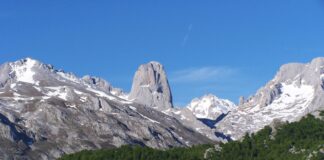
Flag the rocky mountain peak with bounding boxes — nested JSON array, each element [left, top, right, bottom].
[[82, 76, 113, 92], [239, 96, 245, 106], [310, 57, 324, 68], [0, 58, 127, 99], [82, 75, 125, 97], [0, 58, 43, 87], [187, 94, 236, 120], [15, 57, 39, 65], [240, 58, 324, 108], [10, 57, 54, 71], [2, 58, 78, 86], [217, 57, 324, 140], [129, 61, 173, 110]]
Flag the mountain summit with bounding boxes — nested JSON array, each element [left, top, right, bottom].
[[187, 94, 236, 120], [129, 61, 173, 110]]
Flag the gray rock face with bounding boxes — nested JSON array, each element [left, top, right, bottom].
[[0, 63, 12, 87], [239, 96, 245, 106], [82, 75, 124, 97], [217, 57, 324, 140], [129, 61, 173, 110], [0, 58, 211, 160], [82, 75, 113, 92]]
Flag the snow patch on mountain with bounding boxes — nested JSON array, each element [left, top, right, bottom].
[[9, 58, 38, 84], [57, 72, 82, 84], [2, 58, 129, 102], [187, 94, 236, 120], [276, 82, 313, 106], [45, 86, 70, 101], [217, 79, 316, 140]]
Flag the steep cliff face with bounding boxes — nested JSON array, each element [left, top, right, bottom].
[[129, 61, 173, 110]]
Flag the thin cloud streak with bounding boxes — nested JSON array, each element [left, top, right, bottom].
[[170, 66, 237, 83], [181, 24, 193, 47]]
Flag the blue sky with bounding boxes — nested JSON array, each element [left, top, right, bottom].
[[1, 0, 324, 106]]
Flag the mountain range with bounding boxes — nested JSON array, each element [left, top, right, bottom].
[[0, 57, 324, 159]]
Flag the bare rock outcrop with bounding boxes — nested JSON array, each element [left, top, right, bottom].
[[129, 61, 173, 110]]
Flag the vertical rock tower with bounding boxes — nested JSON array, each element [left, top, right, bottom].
[[129, 61, 173, 110]]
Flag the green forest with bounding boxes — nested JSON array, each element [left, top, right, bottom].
[[59, 113, 324, 160]]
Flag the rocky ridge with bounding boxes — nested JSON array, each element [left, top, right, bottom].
[[0, 58, 211, 160]]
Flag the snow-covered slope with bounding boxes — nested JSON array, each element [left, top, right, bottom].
[[187, 94, 236, 120], [2, 58, 126, 98], [160, 94, 236, 142], [217, 57, 324, 140], [1, 58, 129, 106], [0, 58, 212, 160]]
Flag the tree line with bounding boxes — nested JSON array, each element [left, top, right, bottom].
[[59, 112, 324, 160]]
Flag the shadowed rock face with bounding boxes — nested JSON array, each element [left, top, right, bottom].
[[0, 58, 212, 160], [129, 61, 173, 110]]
